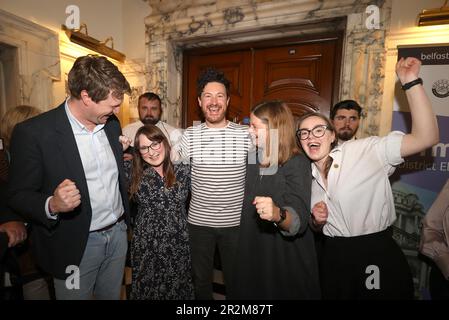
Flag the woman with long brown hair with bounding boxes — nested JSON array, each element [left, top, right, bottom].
[[124, 124, 193, 300]]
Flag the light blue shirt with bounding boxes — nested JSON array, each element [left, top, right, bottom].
[[45, 100, 123, 231]]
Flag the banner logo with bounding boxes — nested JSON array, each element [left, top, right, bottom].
[[432, 79, 449, 98]]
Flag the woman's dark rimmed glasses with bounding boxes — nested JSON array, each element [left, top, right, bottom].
[[296, 125, 329, 140], [138, 141, 162, 154]]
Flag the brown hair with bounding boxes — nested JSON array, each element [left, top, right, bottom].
[[129, 125, 176, 199], [297, 112, 337, 179], [0, 105, 41, 149], [251, 100, 299, 167], [68, 55, 131, 102]]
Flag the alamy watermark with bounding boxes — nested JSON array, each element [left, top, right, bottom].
[[174, 125, 280, 175], [65, 265, 80, 290], [365, 5, 380, 30], [365, 265, 380, 290], [65, 5, 80, 29]]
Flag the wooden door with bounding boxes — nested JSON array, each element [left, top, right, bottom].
[[253, 41, 337, 118], [183, 34, 341, 127]]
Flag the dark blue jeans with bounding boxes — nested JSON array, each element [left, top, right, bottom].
[[188, 223, 239, 300]]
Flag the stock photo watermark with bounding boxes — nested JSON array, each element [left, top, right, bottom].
[[65, 5, 80, 29], [365, 265, 380, 290], [65, 265, 80, 290], [174, 124, 280, 174], [365, 5, 380, 30]]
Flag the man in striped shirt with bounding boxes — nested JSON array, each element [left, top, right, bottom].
[[175, 69, 251, 299]]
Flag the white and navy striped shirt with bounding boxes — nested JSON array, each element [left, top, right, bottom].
[[177, 121, 251, 227]]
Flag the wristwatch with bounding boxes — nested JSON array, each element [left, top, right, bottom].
[[273, 208, 287, 227]]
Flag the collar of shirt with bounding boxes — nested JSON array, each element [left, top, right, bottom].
[[204, 120, 230, 130], [65, 99, 105, 134], [337, 136, 357, 146], [310, 147, 341, 187], [329, 146, 341, 167]]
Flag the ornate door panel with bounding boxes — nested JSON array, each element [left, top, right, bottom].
[[252, 40, 337, 118], [183, 35, 341, 127]]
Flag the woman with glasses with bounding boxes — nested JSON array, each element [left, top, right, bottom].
[[123, 125, 194, 300], [230, 100, 320, 299], [296, 57, 439, 299]]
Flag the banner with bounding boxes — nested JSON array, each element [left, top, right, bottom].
[[391, 45, 449, 299]]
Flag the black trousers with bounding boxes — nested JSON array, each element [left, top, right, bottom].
[[188, 223, 239, 300], [0, 234, 23, 300], [429, 265, 449, 299], [320, 228, 414, 299]]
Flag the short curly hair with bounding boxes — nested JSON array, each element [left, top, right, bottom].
[[196, 68, 230, 98]]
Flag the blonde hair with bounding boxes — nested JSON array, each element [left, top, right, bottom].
[[0, 105, 41, 149], [251, 100, 299, 167]]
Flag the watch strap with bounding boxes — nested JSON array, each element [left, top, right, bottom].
[[274, 207, 287, 227], [401, 78, 423, 91]]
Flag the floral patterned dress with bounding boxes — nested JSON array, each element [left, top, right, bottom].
[[124, 161, 194, 300]]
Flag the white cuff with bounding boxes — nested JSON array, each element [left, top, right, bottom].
[[45, 196, 58, 220]]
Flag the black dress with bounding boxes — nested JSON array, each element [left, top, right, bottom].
[[231, 153, 320, 299], [125, 161, 194, 300]]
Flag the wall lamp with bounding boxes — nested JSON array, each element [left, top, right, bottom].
[[417, 0, 449, 27], [62, 23, 126, 62]]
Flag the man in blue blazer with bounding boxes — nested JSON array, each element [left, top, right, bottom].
[[7, 55, 131, 299]]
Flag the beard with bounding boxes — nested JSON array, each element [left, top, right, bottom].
[[203, 104, 226, 124], [205, 113, 226, 124], [338, 129, 355, 141], [141, 117, 159, 125]]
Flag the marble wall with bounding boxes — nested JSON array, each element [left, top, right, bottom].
[[0, 1, 150, 127], [143, 0, 392, 137], [0, 8, 141, 127], [0, 9, 60, 116]]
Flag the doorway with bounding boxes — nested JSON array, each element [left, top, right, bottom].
[[0, 43, 19, 120], [182, 32, 343, 127]]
